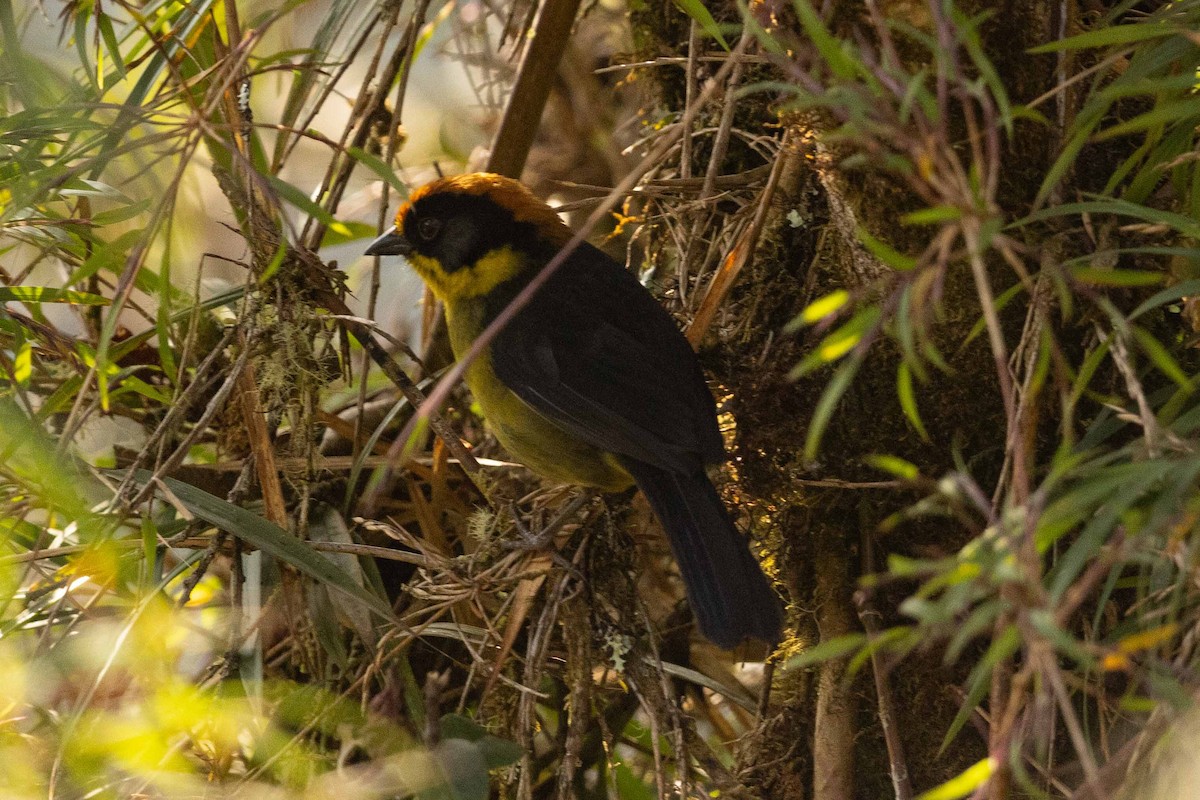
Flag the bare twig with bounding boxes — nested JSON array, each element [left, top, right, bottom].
[[487, 0, 584, 178]]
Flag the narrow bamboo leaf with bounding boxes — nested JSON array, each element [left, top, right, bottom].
[[124, 471, 395, 621], [73, 10, 97, 93], [97, 12, 127, 81], [347, 146, 410, 197], [652, 659, 759, 711], [945, 600, 1004, 664], [1023, 199, 1200, 240], [865, 453, 919, 480], [847, 626, 916, 677], [803, 354, 864, 461], [263, 173, 351, 237], [960, 282, 1025, 351], [1131, 325, 1192, 389], [1029, 609, 1095, 667], [13, 339, 31, 386], [321, 221, 377, 250], [737, 0, 786, 55], [789, 307, 880, 378], [91, 198, 152, 225], [915, 758, 996, 800], [259, 238, 289, 283], [782, 633, 866, 670], [953, 7, 1013, 133], [857, 227, 917, 270], [1094, 95, 1200, 141], [902, 205, 963, 226], [116, 375, 172, 405], [897, 362, 930, 442], [940, 626, 1019, 754], [785, 289, 850, 333], [0, 287, 109, 305], [792, 0, 858, 80], [1071, 267, 1164, 287], [1028, 20, 1179, 53], [1130, 278, 1200, 321], [897, 67, 932, 125]]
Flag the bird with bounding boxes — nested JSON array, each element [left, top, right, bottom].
[[365, 173, 781, 648]]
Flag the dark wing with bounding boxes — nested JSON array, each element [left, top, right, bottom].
[[488, 242, 725, 473]]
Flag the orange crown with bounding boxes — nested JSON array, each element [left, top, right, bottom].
[[397, 173, 572, 245]]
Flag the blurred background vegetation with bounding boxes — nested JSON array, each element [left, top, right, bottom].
[[4, 0, 1200, 798]]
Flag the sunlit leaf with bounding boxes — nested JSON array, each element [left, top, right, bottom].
[[782, 633, 866, 670], [0, 286, 109, 305], [915, 758, 996, 800], [786, 289, 850, 332], [865, 453, 920, 480]]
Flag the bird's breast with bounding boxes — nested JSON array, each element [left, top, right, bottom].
[[444, 299, 632, 492]]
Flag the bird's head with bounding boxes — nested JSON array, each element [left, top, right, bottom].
[[365, 173, 572, 302]]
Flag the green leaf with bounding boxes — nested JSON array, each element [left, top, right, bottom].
[[320, 220, 378, 249], [1071, 267, 1164, 287], [790, 306, 880, 378], [652, 658, 759, 711], [672, 0, 730, 51], [897, 362, 930, 442], [1027, 20, 1180, 53], [1130, 278, 1200, 320], [0, 286, 109, 305], [901, 205, 963, 226], [792, 0, 858, 80], [121, 470, 395, 621], [12, 339, 31, 387], [96, 11, 127, 81], [263, 173, 351, 237], [1095, 94, 1200, 141], [940, 626, 1019, 754], [857, 227, 917, 270], [865, 453, 919, 480], [614, 758, 656, 800], [915, 758, 996, 800], [803, 354, 864, 461], [117, 375, 172, 405], [1131, 324, 1192, 390], [1023, 199, 1200, 240], [785, 289, 850, 332], [424, 739, 489, 800], [782, 633, 866, 670], [347, 146, 411, 198]]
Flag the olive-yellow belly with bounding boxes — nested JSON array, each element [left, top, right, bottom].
[[445, 301, 633, 492]]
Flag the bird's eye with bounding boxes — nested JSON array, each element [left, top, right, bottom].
[[416, 217, 442, 241]]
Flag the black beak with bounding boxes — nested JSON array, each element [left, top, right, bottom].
[[365, 227, 413, 257]]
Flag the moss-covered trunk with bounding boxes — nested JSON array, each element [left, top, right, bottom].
[[632, 1, 1070, 797]]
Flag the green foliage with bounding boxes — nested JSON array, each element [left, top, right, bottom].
[[751, 0, 1200, 795], [13, 0, 1200, 796], [0, 0, 749, 796], [0, 2, 587, 797]]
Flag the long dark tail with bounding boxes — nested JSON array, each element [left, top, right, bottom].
[[620, 459, 782, 648]]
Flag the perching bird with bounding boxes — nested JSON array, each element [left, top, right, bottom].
[[366, 173, 781, 648]]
